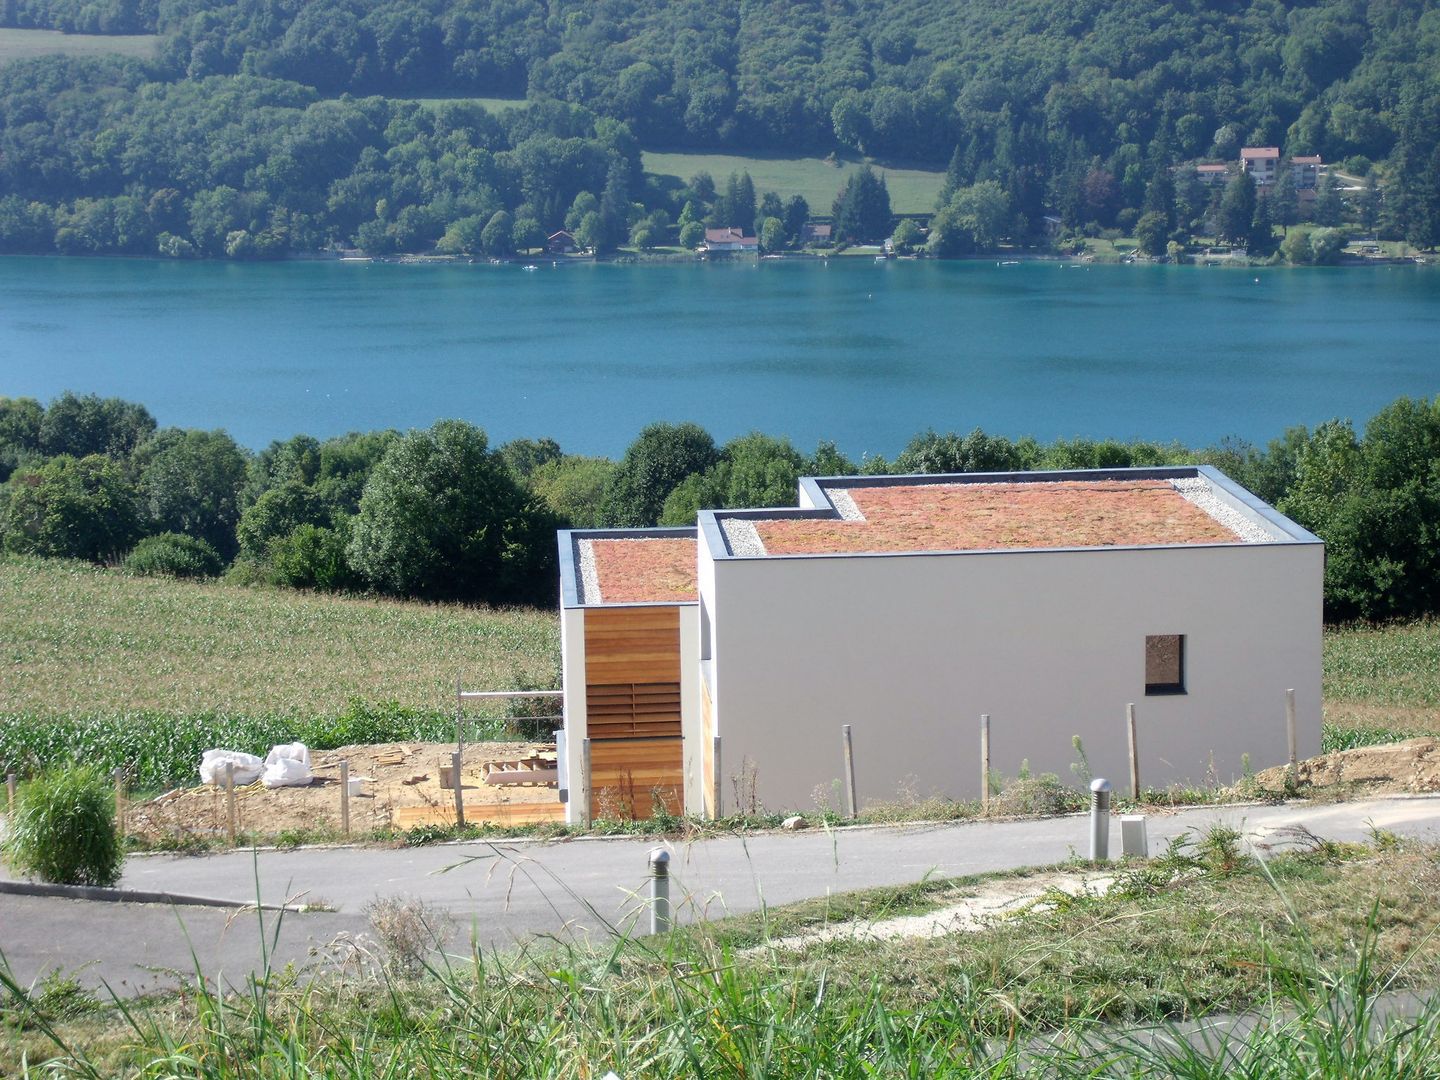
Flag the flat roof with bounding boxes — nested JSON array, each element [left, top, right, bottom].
[[747, 479, 1237, 555], [707, 468, 1312, 558], [566, 533, 698, 606]]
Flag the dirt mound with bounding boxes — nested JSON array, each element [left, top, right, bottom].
[[1252, 738, 1440, 796], [127, 741, 561, 843]]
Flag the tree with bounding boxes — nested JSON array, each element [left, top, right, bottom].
[[480, 210, 515, 256], [602, 422, 719, 527], [928, 181, 1010, 255], [783, 195, 810, 241], [134, 428, 249, 559], [1218, 172, 1258, 245], [832, 166, 892, 243], [891, 218, 922, 254], [758, 216, 784, 253], [346, 419, 556, 602], [2, 454, 141, 561], [38, 392, 155, 459], [1133, 211, 1169, 256], [236, 480, 328, 560], [512, 216, 545, 253], [531, 455, 616, 528], [894, 429, 1025, 474], [679, 220, 705, 248]]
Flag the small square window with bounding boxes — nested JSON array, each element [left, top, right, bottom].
[[1145, 634, 1185, 695]]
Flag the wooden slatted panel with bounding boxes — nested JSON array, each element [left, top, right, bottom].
[[590, 737, 682, 821], [583, 606, 681, 685], [587, 681, 681, 739]]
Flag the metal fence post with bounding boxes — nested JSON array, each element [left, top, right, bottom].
[[649, 848, 671, 935], [1089, 778, 1112, 862]]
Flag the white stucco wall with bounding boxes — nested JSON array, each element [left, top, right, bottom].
[[679, 606, 703, 814], [560, 606, 588, 825], [703, 543, 1323, 814]]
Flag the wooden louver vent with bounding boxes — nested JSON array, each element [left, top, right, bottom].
[[587, 682, 682, 739]]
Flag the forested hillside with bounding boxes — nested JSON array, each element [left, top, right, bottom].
[[1, 0, 1438, 255]]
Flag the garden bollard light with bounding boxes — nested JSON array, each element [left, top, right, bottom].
[[1089, 778, 1112, 862], [649, 848, 671, 935]]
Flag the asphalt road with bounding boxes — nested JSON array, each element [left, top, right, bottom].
[[3, 796, 1438, 995]]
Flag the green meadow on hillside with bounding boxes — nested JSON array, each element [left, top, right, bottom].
[[0, 27, 158, 63], [641, 151, 947, 216]]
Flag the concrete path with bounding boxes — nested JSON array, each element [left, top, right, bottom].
[[2, 796, 1437, 995]]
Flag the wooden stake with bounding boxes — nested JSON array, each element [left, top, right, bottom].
[[113, 767, 126, 838], [339, 759, 351, 837], [224, 761, 238, 844], [842, 724, 858, 820], [451, 750, 465, 830], [1286, 688, 1298, 788], [980, 714, 991, 815], [1127, 703, 1140, 801], [5, 773, 15, 814]]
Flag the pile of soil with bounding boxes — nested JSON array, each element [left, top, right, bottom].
[[1250, 737, 1440, 796], [127, 741, 559, 843]]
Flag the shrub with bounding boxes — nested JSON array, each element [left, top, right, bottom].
[[124, 533, 223, 579], [3, 766, 124, 886]]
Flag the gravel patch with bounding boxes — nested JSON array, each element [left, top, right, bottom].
[[1171, 478, 1279, 543], [721, 518, 767, 556], [825, 488, 866, 521], [755, 872, 1116, 953], [576, 538, 602, 604]]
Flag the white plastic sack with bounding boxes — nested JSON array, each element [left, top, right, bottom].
[[261, 742, 313, 788], [200, 749, 264, 787]]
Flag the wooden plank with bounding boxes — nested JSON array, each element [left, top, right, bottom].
[[585, 607, 680, 633], [394, 801, 565, 828], [701, 677, 715, 817]]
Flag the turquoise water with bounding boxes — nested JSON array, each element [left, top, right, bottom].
[[1, 256, 1436, 457]]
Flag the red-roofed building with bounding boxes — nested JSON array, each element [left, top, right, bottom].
[[704, 227, 759, 253], [1240, 147, 1282, 186], [1195, 163, 1231, 188]]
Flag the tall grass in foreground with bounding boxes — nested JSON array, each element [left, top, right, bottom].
[[5, 840, 1439, 1078], [4, 908, 1437, 1078]]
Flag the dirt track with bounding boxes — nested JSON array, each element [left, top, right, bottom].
[[127, 741, 561, 841]]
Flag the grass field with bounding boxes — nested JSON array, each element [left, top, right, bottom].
[[0, 556, 556, 718], [1323, 618, 1440, 739], [642, 150, 947, 215], [0, 27, 160, 64]]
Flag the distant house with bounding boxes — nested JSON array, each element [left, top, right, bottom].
[[1195, 163, 1231, 188], [704, 227, 759, 253], [801, 223, 833, 246], [548, 230, 578, 254], [1289, 155, 1323, 191], [1240, 147, 1282, 186]]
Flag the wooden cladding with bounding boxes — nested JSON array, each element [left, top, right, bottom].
[[582, 606, 681, 685], [590, 736, 682, 821], [587, 682, 681, 739]]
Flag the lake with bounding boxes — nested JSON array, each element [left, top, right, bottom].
[[1, 255, 1436, 458]]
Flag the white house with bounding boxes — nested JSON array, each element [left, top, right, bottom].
[[703, 227, 759, 253], [558, 466, 1323, 821]]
